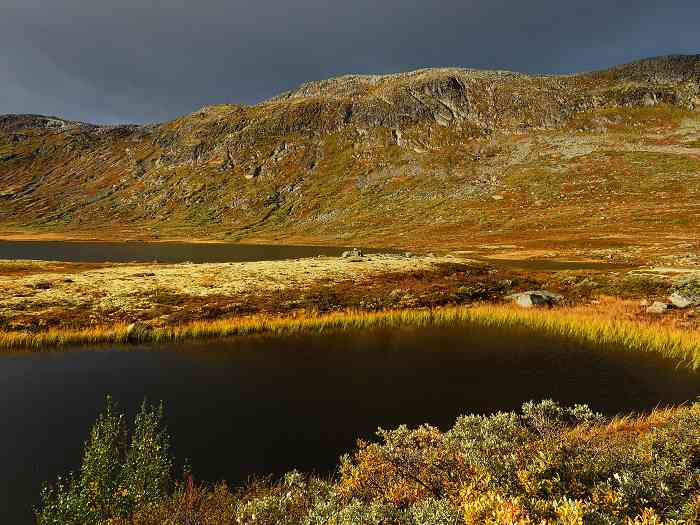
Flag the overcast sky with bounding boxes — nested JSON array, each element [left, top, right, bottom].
[[1, 0, 698, 124]]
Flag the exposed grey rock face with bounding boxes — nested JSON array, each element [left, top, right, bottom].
[[646, 301, 674, 314], [669, 292, 700, 309], [506, 290, 563, 308]]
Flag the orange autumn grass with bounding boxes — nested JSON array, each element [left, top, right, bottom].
[[2, 298, 700, 367]]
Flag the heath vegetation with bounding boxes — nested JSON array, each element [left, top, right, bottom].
[[37, 398, 700, 524]]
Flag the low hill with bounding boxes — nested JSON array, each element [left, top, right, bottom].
[[1, 55, 699, 257]]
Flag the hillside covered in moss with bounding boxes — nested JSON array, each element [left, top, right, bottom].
[[1, 55, 699, 253]]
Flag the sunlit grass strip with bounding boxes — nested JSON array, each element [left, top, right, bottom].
[[1, 304, 700, 368], [0, 324, 131, 350], [457, 305, 700, 369]]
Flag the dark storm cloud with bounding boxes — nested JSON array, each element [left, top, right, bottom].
[[1, 0, 698, 124]]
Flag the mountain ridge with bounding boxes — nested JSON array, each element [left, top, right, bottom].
[[4, 54, 700, 127], [1, 55, 699, 254]]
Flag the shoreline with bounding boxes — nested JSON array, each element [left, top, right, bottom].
[[2, 304, 699, 369], [3, 229, 698, 265]]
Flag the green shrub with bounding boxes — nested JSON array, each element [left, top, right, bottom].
[[36, 397, 172, 524], [672, 276, 700, 298], [520, 399, 604, 435], [616, 274, 671, 297]]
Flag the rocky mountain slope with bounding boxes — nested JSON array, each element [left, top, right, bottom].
[[1, 55, 699, 253]]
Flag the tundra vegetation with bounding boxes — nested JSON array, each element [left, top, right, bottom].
[[1, 56, 700, 256], [1, 257, 699, 369], [37, 398, 700, 524]]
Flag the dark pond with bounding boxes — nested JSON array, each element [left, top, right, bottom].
[[0, 240, 375, 263], [2, 324, 699, 523]]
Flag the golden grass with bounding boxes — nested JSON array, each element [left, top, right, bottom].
[[2, 301, 700, 368], [603, 406, 681, 434]]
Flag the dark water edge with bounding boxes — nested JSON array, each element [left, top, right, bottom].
[[0, 240, 381, 263], [2, 323, 699, 523]]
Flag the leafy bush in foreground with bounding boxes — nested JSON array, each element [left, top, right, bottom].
[[40, 400, 700, 524], [37, 397, 172, 525]]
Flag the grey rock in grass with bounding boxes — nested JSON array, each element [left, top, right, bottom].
[[506, 290, 563, 308], [669, 292, 700, 309], [646, 301, 674, 314]]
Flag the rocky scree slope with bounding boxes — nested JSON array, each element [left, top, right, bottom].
[[1, 55, 699, 248]]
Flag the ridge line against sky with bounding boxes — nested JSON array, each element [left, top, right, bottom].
[[1, 0, 699, 125]]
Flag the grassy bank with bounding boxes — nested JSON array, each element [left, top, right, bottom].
[[3, 301, 700, 367]]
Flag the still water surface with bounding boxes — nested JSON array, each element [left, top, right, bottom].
[[2, 324, 699, 523], [0, 240, 632, 271], [0, 240, 361, 263]]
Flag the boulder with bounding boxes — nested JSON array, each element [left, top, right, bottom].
[[506, 290, 563, 308], [513, 294, 549, 308], [669, 292, 700, 309], [646, 301, 673, 314]]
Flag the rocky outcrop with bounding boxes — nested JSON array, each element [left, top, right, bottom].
[[506, 290, 563, 308], [341, 248, 364, 258], [341, 248, 364, 262]]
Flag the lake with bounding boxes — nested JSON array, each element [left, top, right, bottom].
[[0, 240, 367, 263], [2, 323, 699, 523], [0, 240, 632, 272]]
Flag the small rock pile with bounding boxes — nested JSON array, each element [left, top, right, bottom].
[[644, 290, 700, 314], [341, 248, 364, 261]]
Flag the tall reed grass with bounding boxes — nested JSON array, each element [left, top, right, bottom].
[[2, 304, 700, 368]]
